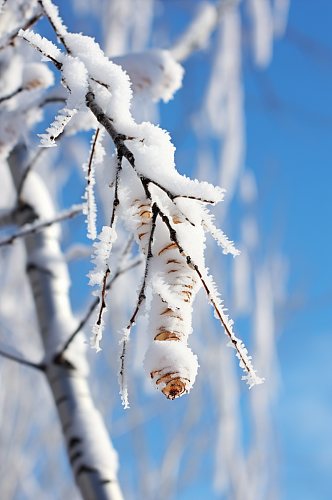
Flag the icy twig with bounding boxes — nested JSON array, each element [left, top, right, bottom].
[[119, 204, 157, 408], [82, 128, 105, 240], [202, 213, 240, 257], [85, 92, 136, 169], [37, 0, 69, 52]]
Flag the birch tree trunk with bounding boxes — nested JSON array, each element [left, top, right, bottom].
[[8, 143, 124, 500]]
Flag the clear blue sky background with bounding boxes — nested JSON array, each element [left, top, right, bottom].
[[249, 2, 332, 498]]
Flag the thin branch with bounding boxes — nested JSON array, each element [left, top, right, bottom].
[[85, 91, 135, 168], [86, 128, 100, 181], [91, 154, 123, 337], [0, 347, 45, 371], [173, 194, 215, 204], [0, 11, 43, 52], [38, 96, 67, 107], [84, 95, 200, 227], [19, 32, 63, 70], [119, 204, 158, 408], [57, 257, 143, 356], [110, 153, 122, 226], [0, 204, 84, 247], [37, 0, 70, 53], [0, 87, 23, 104]]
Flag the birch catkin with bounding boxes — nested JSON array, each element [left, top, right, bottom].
[[143, 208, 201, 400]]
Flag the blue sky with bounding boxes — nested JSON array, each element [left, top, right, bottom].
[[244, 2, 332, 498]]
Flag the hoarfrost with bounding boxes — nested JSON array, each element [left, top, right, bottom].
[[82, 128, 105, 240]]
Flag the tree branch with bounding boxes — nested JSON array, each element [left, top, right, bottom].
[[0, 347, 45, 370], [0, 204, 84, 247]]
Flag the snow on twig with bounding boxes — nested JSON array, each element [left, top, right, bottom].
[[202, 210, 240, 257], [21, 0, 263, 399], [82, 128, 105, 240]]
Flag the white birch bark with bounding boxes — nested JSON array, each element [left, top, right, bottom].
[[8, 143, 124, 500]]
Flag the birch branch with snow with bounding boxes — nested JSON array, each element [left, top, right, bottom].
[[18, 0, 264, 408]]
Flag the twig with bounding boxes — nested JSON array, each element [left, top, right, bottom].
[[0, 204, 84, 247], [119, 204, 158, 407], [38, 96, 67, 107], [0, 347, 46, 371], [85, 92, 135, 168], [19, 31, 63, 70], [92, 154, 122, 336], [86, 128, 100, 181], [173, 194, 215, 204], [37, 0, 70, 53], [57, 258, 143, 356], [0, 87, 23, 104]]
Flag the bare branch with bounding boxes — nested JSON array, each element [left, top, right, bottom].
[[38, 96, 67, 107], [0, 87, 23, 104], [0, 347, 45, 371], [0, 204, 84, 247], [86, 128, 100, 181], [173, 194, 216, 204]]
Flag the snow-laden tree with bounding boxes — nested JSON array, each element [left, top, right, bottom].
[[0, 0, 289, 499]]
